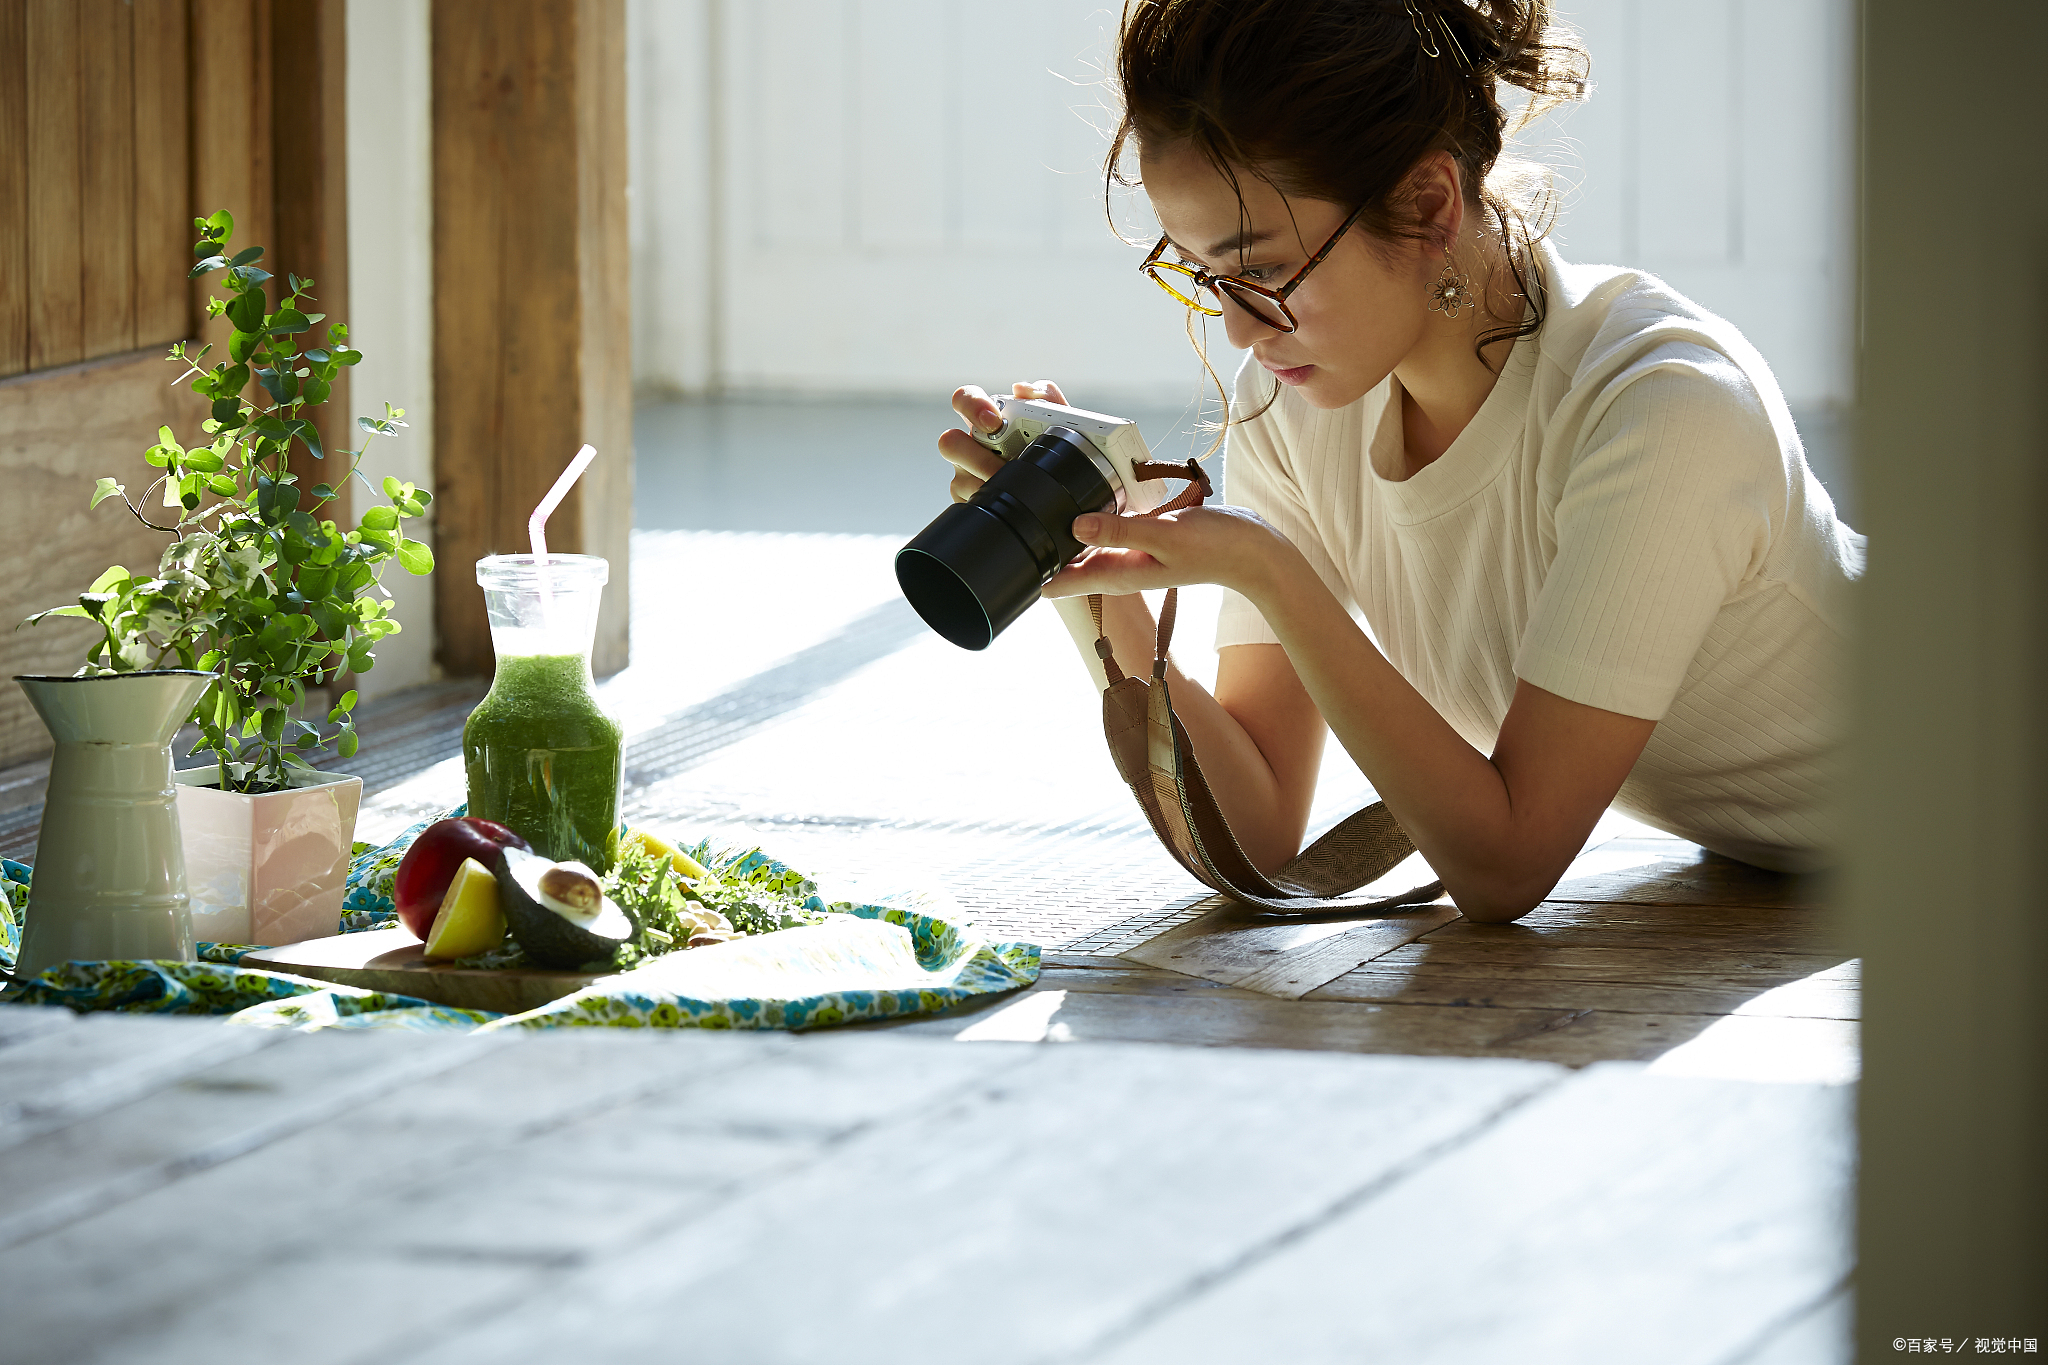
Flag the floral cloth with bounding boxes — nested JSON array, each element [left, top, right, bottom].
[[0, 815, 1039, 1033]]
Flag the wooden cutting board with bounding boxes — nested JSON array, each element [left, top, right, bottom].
[[241, 928, 614, 1015]]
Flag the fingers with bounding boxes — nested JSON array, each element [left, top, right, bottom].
[[1013, 379, 1069, 406], [1072, 509, 1162, 552], [938, 427, 1003, 502], [950, 385, 1003, 434], [1042, 546, 1165, 599], [938, 427, 1002, 477]]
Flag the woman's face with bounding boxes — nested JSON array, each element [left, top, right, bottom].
[[1138, 141, 1435, 410]]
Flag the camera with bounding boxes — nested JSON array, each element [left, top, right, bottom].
[[896, 397, 1161, 650]]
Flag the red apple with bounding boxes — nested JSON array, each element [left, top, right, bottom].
[[393, 817, 529, 939]]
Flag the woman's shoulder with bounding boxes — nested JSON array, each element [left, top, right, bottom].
[[1534, 242, 1788, 412]]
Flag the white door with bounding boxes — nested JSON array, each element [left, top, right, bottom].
[[631, 0, 1854, 412]]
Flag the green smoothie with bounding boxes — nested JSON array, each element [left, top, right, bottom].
[[463, 653, 624, 871]]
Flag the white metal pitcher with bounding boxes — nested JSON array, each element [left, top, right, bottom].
[[12, 671, 214, 978]]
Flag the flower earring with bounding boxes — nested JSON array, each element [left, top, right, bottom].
[[1427, 244, 1476, 319]]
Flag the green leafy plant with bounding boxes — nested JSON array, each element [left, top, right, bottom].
[[21, 209, 434, 794]]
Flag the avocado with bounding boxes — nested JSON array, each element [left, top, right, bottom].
[[496, 845, 636, 969]]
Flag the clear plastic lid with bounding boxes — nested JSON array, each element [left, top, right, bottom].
[[476, 554, 609, 660]]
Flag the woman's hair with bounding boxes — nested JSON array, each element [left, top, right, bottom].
[[1108, 0, 1591, 414]]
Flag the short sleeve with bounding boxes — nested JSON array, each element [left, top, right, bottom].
[[1213, 367, 1358, 649], [1514, 345, 1783, 720]]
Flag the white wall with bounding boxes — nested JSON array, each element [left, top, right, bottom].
[[629, 0, 1856, 412], [345, 0, 437, 696], [1523, 0, 1856, 410]]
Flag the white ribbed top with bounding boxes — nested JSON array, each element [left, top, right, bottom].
[[1215, 242, 1865, 872]]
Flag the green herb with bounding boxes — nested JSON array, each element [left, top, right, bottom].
[[20, 209, 431, 794], [599, 841, 829, 969], [689, 850, 829, 937], [602, 839, 694, 958]]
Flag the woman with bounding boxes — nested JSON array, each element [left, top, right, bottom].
[[938, 0, 1862, 922]]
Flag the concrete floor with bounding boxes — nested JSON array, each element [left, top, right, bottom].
[[635, 393, 1856, 534], [633, 392, 1230, 536]]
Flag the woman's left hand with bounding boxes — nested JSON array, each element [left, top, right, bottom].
[[1043, 504, 1294, 600]]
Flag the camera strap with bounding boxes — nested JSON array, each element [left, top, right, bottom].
[[1085, 461, 1445, 918]]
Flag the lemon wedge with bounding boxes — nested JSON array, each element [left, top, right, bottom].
[[625, 828, 716, 883], [423, 856, 507, 960]]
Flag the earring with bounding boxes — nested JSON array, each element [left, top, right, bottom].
[[1428, 245, 1476, 319]]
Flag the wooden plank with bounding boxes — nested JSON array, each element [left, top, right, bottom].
[[886, 978, 1857, 1071], [224, 1043, 1557, 1365], [433, 0, 631, 678], [0, 1030, 1013, 1361], [187, 0, 271, 369], [131, 0, 192, 347], [0, 346, 215, 766], [268, 0, 350, 528], [0, 0, 28, 377], [1121, 896, 1459, 999], [1307, 942, 1861, 1019], [0, 1002, 74, 1048], [0, 1014, 275, 1151], [1548, 842, 1828, 909], [1302, 945, 1867, 1019], [25, 0, 83, 371], [576, 0, 632, 676], [1421, 897, 1846, 953], [242, 927, 611, 1015], [0, 1028, 1843, 1362], [77, 0, 137, 359], [0, 1028, 494, 1254], [1092, 1065, 1853, 1364]]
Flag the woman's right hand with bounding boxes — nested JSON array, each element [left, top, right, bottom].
[[937, 379, 1070, 503]]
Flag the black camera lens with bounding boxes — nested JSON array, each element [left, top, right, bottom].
[[896, 426, 1117, 650]]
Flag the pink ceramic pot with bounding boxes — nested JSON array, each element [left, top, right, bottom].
[[172, 767, 363, 947]]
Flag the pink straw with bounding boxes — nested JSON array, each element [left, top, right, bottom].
[[529, 444, 598, 613]]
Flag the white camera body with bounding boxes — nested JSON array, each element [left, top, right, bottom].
[[968, 395, 1170, 690], [969, 396, 1166, 516]]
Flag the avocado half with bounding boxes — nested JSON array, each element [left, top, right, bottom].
[[495, 846, 636, 970]]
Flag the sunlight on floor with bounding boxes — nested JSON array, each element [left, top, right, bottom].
[[1647, 961, 1862, 1084], [955, 990, 1072, 1042]]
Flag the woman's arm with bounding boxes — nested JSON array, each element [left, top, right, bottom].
[[1055, 507, 1656, 922]]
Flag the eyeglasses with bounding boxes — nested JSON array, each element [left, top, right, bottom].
[[1140, 204, 1369, 334]]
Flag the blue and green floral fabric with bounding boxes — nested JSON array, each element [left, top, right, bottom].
[[0, 814, 1039, 1033]]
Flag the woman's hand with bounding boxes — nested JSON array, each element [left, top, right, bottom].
[[936, 379, 1070, 503], [1046, 502, 1299, 603]]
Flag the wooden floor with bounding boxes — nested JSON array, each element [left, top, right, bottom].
[[885, 838, 1854, 1085], [0, 530, 1854, 1361], [0, 1010, 1852, 1365]]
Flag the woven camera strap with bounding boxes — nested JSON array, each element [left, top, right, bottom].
[[1088, 461, 1445, 919]]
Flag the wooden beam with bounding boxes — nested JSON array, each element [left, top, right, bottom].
[[1854, 0, 2048, 1341], [77, 0, 137, 360], [0, 0, 29, 378], [24, 0, 82, 372], [432, 0, 632, 679], [268, 0, 350, 528], [131, 0, 193, 349], [188, 0, 273, 368]]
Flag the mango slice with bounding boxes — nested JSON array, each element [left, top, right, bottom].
[[423, 856, 507, 960], [625, 828, 716, 883]]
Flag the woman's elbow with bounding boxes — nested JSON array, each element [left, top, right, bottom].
[[1443, 868, 1556, 923]]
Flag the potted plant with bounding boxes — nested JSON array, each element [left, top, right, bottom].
[[22, 209, 433, 947]]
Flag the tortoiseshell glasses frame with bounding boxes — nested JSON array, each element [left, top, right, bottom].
[[1139, 203, 1370, 334]]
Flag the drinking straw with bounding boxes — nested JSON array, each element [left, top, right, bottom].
[[529, 444, 598, 614]]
